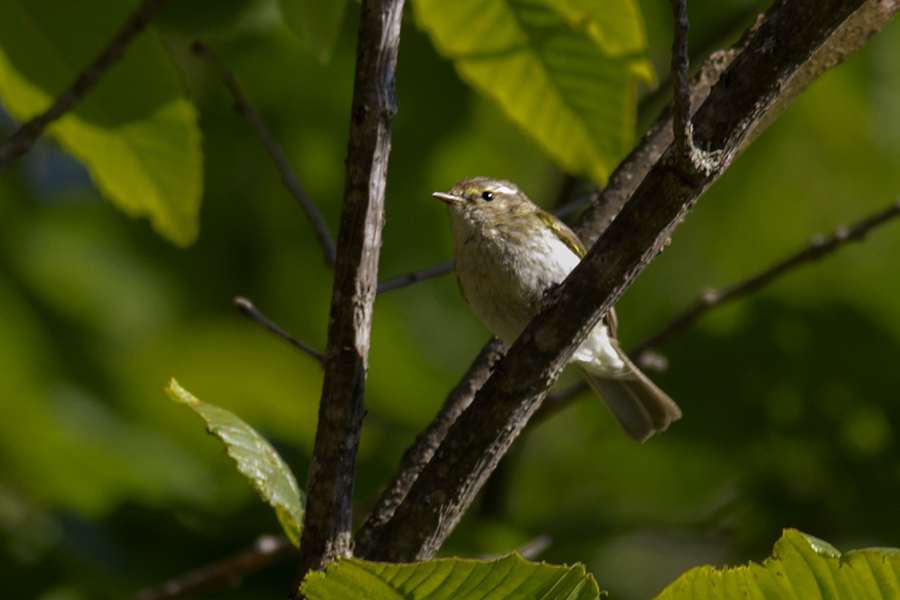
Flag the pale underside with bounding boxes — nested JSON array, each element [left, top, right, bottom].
[[449, 207, 628, 378]]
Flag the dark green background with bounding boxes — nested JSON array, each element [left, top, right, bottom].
[[1, 0, 899, 598]]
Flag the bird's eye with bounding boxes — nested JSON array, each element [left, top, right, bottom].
[[481, 191, 494, 201]]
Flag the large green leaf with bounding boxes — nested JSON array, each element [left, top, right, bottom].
[[280, 0, 349, 66], [545, 0, 651, 57], [0, 0, 202, 246], [165, 379, 305, 546], [656, 529, 900, 600], [301, 553, 601, 600], [412, 0, 653, 184]]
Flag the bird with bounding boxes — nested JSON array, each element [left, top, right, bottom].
[[434, 176, 681, 442]]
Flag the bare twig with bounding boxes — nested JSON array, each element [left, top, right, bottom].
[[234, 297, 324, 365], [377, 260, 454, 295], [575, 46, 741, 247], [129, 535, 297, 600], [291, 0, 405, 593], [193, 42, 337, 269], [533, 197, 900, 421], [631, 197, 900, 359], [360, 0, 872, 563], [354, 338, 505, 556], [669, 0, 695, 159], [0, 0, 171, 172]]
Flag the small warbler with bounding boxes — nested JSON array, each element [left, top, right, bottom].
[[434, 177, 681, 442]]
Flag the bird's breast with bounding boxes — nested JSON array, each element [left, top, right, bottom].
[[453, 222, 581, 345]]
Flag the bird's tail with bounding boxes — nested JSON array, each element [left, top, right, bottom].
[[574, 351, 681, 443]]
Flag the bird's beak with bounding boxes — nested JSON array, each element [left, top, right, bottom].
[[432, 191, 465, 205]]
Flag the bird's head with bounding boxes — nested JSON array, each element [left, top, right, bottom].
[[433, 177, 537, 231]]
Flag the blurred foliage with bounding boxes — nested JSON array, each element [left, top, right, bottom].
[[279, 0, 348, 65], [0, 0, 203, 246], [0, 0, 898, 599]]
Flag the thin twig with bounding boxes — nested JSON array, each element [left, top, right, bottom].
[[0, 0, 170, 172], [668, 0, 695, 159], [291, 0, 405, 593], [354, 338, 505, 556], [631, 197, 900, 359], [377, 261, 454, 294], [192, 42, 337, 269], [575, 46, 742, 246], [129, 535, 297, 600], [234, 297, 324, 365], [535, 198, 900, 422]]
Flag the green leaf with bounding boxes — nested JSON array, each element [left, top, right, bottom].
[[0, 0, 202, 246], [545, 0, 651, 58], [411, 0, 654, 184], [280, 0, 349, 66], [165, 379, 305, 546], [656, 529, 900, 600], [301, 553, 601, 600]]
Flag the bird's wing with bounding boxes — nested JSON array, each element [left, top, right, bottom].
[[537, 211, 586, 258]]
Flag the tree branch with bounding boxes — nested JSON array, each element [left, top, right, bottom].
[[234, 297, 324, 365], [574, 47, 740, 247], [533, 195, 900, 422], [359, 0, 873, 563], [631, 197, 900, 359], [291, 0, 405, 593], [129, 535, 297, 600], [668, 0, 695, 159], [0, 0, 171, 172], [576, 0, 898, 246], [192, 42, 337, 268], [353, 338, 505, 556], [377, 260, 454, 295]]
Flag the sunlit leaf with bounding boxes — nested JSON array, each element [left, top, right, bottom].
[[656, 529, 900, 600], [411, 0, 654, 183], [280, 0, 349, 65], [301, 553, 601, 600], [545, 0, 650, 58], [165, 379, 305, 546], [0, 0, 202, 246]]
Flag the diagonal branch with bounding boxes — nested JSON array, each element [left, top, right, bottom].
[[359, 0, 876, 563], [192, 42, 337, 268], [0, 0, 171, 172], [290, 0, 405, 593], [129, 535, 296, 600], [234, 297, 324, 365], [533, 195, 900, 423], [353, 338, 505, 556], [631, 197, 900, 359]]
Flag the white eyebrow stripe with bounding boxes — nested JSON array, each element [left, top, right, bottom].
[[493, 184, 517, 194]]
